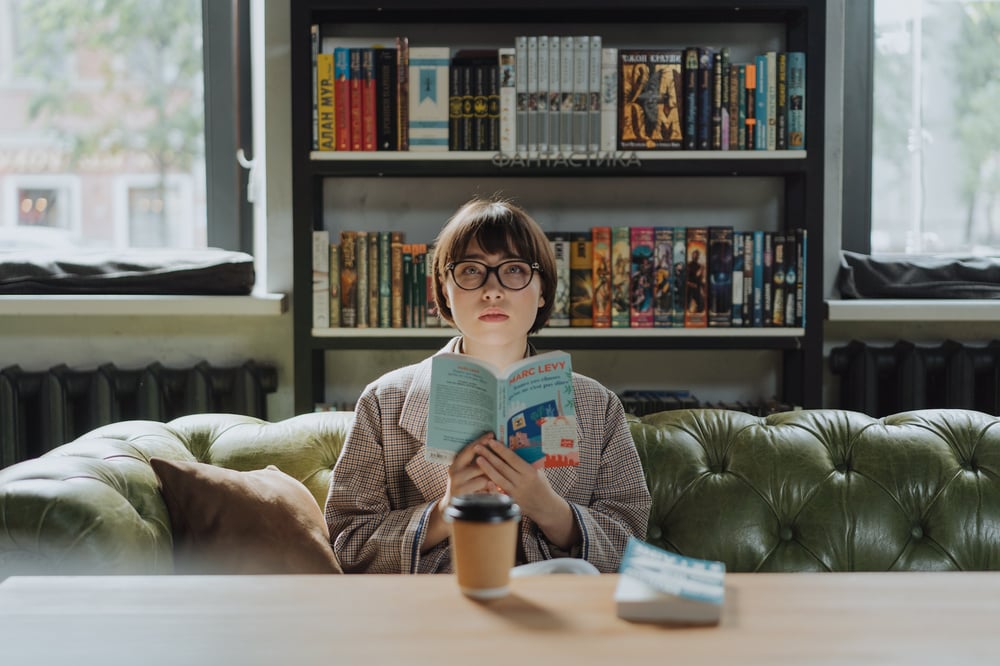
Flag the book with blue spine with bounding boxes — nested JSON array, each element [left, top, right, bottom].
[[409, 47, 451, 151], [787, 51, 806, 149]]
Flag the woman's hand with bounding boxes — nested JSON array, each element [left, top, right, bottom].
[[422, 432, 497, 552], [473, 439, 580, 551]]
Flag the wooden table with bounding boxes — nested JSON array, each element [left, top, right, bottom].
[[0, 572, 998, 665]]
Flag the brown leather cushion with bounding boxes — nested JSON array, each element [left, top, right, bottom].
[[150, 457, 342, 574]]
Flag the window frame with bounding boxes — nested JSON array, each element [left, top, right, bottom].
[[841, 0, 875, 254]]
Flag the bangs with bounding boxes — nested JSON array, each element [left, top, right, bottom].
[[454, 208, 539, 261]]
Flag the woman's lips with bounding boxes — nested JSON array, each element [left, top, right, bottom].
[[479, 309, 509, 322]]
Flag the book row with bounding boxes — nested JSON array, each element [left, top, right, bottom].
[[311, 29, 807, 154], [554, 226, 807, 329], [311, 226, 807, 330]]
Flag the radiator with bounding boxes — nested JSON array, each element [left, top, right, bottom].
[[0, 360, 278, 468], [829, 340, 1000, 417]]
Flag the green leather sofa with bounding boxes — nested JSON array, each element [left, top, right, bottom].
[[1, 408, 998, 575]]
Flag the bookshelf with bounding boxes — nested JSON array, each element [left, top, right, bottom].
[[290, 0, 826, 414]]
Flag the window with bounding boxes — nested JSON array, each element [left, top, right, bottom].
[[847, 0, 1000, 256], [0, 0, 250, 253]]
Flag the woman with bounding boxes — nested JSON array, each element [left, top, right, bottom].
[[325, 197, 651, 573]]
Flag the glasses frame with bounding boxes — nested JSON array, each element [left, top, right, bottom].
[[446, 259, 541, 291]]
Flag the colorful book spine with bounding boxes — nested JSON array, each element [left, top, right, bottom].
[[653, 227, 674, 327], [361, 48, 377, 151], [742, 231, 754, 327], [728, 59, 741, 151], [720, 47, 730, 150], [402, 245, 413, 327], [316, 52, 336, 151], [707, 226, 733, 327], [775, 51, 788, 150], [761, 231, 773, 326], [425, 245, 439, 327], [569, 230, 593, 327], [547, 232, 571, 327], [334, 48, 351, 151], [514, 36, 528, 154], [329, 241, 341, 328], [340, 230, 358, 327], [751, 229, 764, 327], [349, 48, 364, 151], [379, 232, 391, 327], [600, 46, 618, 153], [682, 47, 698, 150], [787, 51, 806, 149], [368, 230, 380, 326], [771, 233, 786, 326], [375, 48, 398, 151], [697, 48, 712, 150], [684, 227, 708, 328], [610, 226, 631, 328], [710, 50, 723, 150], [591, 226, 612, 328], [766, 50, 777, 151], [312, 230, 330, 329], [671, 227, 687, 326], [499, 48, 516, 154], [731, 230, 744, 327], [795, 228, 806, 326], [744, 64, 756, 151], [356, 230, 370, 327], [630, 227, 654, 328], [408, 47, 451, 151], [754, 53, 767, 150], [390, 232, 405, 327], [396, 37, 409, 151], [735, 64, 747, 151]]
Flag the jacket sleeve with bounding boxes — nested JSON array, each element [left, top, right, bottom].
[[324, 388, 450, 574]]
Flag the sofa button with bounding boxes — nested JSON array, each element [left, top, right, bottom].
[[911, 525, 923, 540], [779, 526, 794, 541]]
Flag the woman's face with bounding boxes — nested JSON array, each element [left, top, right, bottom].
[[442, 240, 544, 347]]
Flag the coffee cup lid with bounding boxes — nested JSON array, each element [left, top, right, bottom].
[[445, 493, 521, 523]]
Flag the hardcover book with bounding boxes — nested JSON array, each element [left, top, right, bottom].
[[610, 226, 631, 328], [548, 36, 561, 155], [653, 227, 674, 327], [684, 227, 708, 327], [671, 228, 687, 326], [682, 47, 698, 150], [355, 230, 369, 327], [630, 226, 654, 327], [618, 50, 683, 150], [615, 537, 725, 625], [588, 35, 602, 152], [425, 350, 578, 468], [708, 226, 733, 327], [537, 35, 550, 154], [316, 52, 336, 151], [340, 230, 358, 328], [569, 231, 593, 327], [572, 35, 590, 153], [547, 233, 571, 327], [527, 35, 539, 152], [390, 231, 405, 327], [787, 51, 806, 149], [329, 241, 341, 328], [600, 47, 619, 152], [375, 48, 398, 151], [368, 230, 380, 326], [312, 230, 330, 328], [499, 47, 516, 154], [591, 226, 612, 328], [515, 36, 528, 154], [334, 48, 351, 151], [731, 230, 744, 326], [559, 36, 574, 154], [408, 46, 451, 151], [361, 48, 377, 151]]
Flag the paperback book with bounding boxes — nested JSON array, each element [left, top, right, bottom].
[[615, 537, 725, 625], [425, 350, 578, 468]]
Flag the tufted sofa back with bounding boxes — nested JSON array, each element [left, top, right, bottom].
[[1, 408, 998, 574], [631, 409, 1000, 571]]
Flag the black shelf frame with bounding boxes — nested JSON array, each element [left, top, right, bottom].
[[290, 0, 826, 414]]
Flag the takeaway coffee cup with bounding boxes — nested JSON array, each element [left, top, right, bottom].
[[445, 493, 521, 600]]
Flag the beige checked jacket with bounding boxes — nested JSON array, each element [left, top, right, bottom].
[[324, 337, 651, 574]]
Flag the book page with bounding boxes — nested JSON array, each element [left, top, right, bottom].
[[502, 350, 578, 468], [425, 354, 499, 464]]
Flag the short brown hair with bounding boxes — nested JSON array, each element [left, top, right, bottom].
[[433, 197, 556, 334]]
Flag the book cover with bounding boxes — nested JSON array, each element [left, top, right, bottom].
[[316, 52, 336, 151], [515, 36, 528, 154], [588, 35, 602, 153], [787, 51, 806, 149], [329, 241, 341, 328], [618, 50, 683, 150], [390, 232, 405, 327], [569, 231, 593, 327], [671, 227, 687, 327], [600, 46, 618, 153], [682, 47, 698, 150], [537, 35, 550, 154], [591, 226, 612, 328], [408, 46, 450, 151], [731, 230, 744, 326], [547, 232, 571, 327], [560, 35, 574, 153], [610, 226, 631, 328], [374, 48, 398, 151], [312, 230, 330, 328], [425, 350, 578, 468], [356, 230, 369, 327], [684, 227, 708, 327], [340, 230, 358, 328], [653, 227, 674, 327], [368, 230, 380, 326], [499, 47, 516, 154], [548, 35, 561, 155], [527, 35, 539, 153], [707, 226, 733, 327], [615, 536, 725, 625], [334, 47, 351, 151], [629, 226, 654, 328], [572, 35, 590, 153]]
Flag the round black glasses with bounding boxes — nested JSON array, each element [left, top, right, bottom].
[[446, 259, 541, 291]]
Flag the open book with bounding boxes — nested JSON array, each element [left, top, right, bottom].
[[425, 349, 578, 467], [615, 537, 725, 625]]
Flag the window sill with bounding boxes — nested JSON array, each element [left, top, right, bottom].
[[0, 293, 287, 317], [826, 299, 1000, 322]]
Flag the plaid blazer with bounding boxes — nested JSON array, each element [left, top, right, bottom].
[[324, 337, 651, 574]]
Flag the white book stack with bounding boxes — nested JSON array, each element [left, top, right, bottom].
[[615, 537, 725, 625]]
